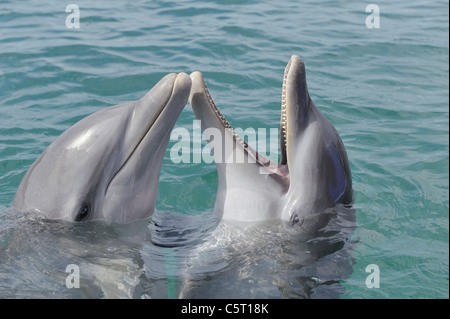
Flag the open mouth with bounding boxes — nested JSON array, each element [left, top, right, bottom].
[[192, 65, 293, 177]]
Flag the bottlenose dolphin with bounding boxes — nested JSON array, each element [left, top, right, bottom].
[[189, 55, 352, 225], [12, 73, 192, 224]]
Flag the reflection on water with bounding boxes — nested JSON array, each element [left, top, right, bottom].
[[0, 205, 356, 299]]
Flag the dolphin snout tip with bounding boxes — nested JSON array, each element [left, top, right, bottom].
[[174, 72, 192, 89], [189, 71, 203, 82], [176, 72, 190, 80], [290, 54, 302, 63], [291, 55, 305, 66], [187, 71, 206, 102], [286, 55, 306, 76]]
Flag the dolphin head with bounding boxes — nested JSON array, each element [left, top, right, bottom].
[[189, 55, 352, 224], [13, 73, 191, 223], [278, 55, 353, 223]]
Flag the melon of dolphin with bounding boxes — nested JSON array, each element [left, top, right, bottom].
[[13, 73, 192, 224], [189, 55, 353, 224]]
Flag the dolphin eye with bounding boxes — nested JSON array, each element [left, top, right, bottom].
[[290, 213, 304, 226], [76, 204, 91, 222]]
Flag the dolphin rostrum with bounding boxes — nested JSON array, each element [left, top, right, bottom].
[[13, 73, 192, 224], [189, 55, 352, 225]]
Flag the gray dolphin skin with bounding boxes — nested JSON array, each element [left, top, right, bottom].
[[189, 55, 353, 224], [13, 73, 192, 224]]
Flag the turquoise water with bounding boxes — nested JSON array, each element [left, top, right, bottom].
[[0, 0, 448, 298]]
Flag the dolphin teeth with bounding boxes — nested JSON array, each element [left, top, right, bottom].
[[200, 76, 245, 148], [280, 61, 289, 163]]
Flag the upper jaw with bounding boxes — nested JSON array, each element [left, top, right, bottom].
[[282, 55, 312, 169]]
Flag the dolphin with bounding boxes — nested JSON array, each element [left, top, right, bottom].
[[189, 55, 353, 225], [12, 73, 192, 224]]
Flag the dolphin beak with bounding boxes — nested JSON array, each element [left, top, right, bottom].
[[116, 72, 192, 178], [189, 71, 233, 137], [280, 55, 312, 168], [103, 73, 191, 223], [125, 73, 191, 148]]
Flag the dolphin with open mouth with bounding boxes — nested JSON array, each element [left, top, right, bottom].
[[12, 73, 191, 224], [189, 55, 353, 225]]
